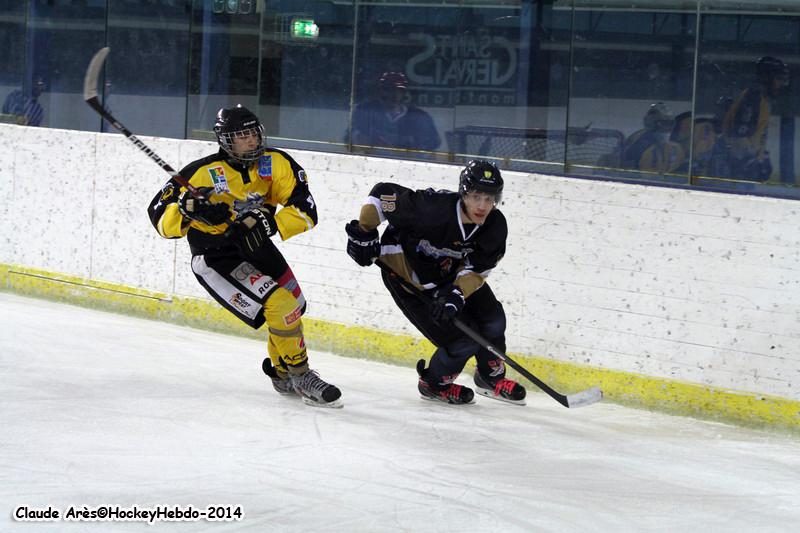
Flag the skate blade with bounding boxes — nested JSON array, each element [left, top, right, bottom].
[[419, 394, 476, 406], [300, 396, 343, 409], [475, 387, 527, 406]]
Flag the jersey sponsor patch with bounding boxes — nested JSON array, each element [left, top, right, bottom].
[[283, 347, 307, 365], [416, 239, 463, 259], [258, 155, 272, 180], [231, 261, 277, 299], [229, 292, 258, 319], [232, 193, 266, 217], [283, 306, 302, 326], [153, 182, 175, 211], [379, 194, 397, 212], [208, 166, 230, 194]]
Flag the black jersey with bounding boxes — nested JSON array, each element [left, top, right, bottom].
[[367, 182, 507, 290]]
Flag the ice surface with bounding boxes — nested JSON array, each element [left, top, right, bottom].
[[1, 292, 798, 532]]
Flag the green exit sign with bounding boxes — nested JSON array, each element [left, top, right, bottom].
[[291, 19, 319, 39]]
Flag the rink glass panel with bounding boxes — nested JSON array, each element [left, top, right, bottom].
[[104, 1, 191, 139], [0, 0, 26, 118], [693, 3, 800, 193], [184, 0, 356, 149], [13, 1, 106, 131], [5, 0, 800, 198]]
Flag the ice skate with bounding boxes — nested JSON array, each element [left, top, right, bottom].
[[262, 358, 297, 396], [474, 371, 526, 405], [417, 359, 474, 405], [291, 370, 343, 408]]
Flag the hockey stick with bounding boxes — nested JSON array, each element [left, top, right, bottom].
[[376, 260, 603, 408], [83, 47, 202, 198]]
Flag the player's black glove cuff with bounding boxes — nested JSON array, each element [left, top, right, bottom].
[[177, 187, 231, 226], [345, 219, 380, 267], [235, 208, 278, 254], [430, 285, 465, 323]]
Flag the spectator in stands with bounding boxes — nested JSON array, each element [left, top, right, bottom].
[[670, 111, 718, 175], [2, 77, 45, 127], [622, 102, 684, 173], [349, 71, 440, 152], [712, 56, 789, 182]]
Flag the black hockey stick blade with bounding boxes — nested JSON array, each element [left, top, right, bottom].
[[375, 260, 603, 408]]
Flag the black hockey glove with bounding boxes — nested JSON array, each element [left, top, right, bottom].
[[235, 208, 279, 254], [345, 219, 380, 267], [177, 187, 231, 226], [430, 285, 465, 323]]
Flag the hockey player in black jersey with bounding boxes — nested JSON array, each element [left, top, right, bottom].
[[147, 105, 341, 408], [345, 160, 526, 405]]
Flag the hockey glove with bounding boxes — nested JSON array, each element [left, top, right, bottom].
[[430, 285, 465, 323], [235, 208, 279, 254], [177, 187, 231, 226], [345, 219, 380, 267]]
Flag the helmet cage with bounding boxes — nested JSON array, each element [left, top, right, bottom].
[[213, 105, 265, 166], [216, 124, 265, 166]]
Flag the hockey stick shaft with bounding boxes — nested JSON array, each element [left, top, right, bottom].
[[375, 260, 602, 408], [83, 47, 202, 198]]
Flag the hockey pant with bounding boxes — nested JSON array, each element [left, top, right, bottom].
[[382, 270, 507, 384], [191, 245, 309, 376]]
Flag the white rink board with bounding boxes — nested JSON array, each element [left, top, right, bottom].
[[0, 124, 798, 401]]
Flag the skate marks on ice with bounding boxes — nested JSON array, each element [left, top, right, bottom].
[[1, 292, 799, 532]]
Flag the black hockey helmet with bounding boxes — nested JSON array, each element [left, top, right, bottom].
[[459, 160, 503, 203], [213, 104, 264, 165], [379, 71, 409, 90], [756, 56, 789, 85], [643, 102, 674, 132]]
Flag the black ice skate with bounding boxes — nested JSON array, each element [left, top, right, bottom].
[[416, 359, 474, 405], [262, 358, 297, 396], [291, 370, 343, 408], [474, 371, 527, 405]]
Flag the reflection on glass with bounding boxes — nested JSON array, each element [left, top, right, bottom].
[[4, 0, 800, 196], [568, 3, 696, 182], [446, 3, 571, 170], [187, 2, 260, 139], [696, 7, 797, 187], [106, 0, 190, 138], [262, 1, 354, 148], [0, 0, 27, 126], [24, 1, 106, 131], [350, 71, 440, 152], [712, 56, 789, 182], [347, 3, 454, 158]]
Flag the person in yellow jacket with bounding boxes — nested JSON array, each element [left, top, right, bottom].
[[622, 102, 684, 174], [716, 56, 789, 182], [147, 105, 341, 408]]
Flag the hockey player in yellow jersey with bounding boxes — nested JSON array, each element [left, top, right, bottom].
[[147, 105, 341, 407]]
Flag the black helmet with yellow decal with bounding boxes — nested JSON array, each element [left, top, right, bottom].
[[459, 160, 503, 203]]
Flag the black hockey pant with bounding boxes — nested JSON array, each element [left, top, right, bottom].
[[382, 270, 507, 384]]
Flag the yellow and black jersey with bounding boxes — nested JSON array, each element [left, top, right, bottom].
[[722, 86, 770, 158], [147, 147, 317, 252], [622, 129, 685, 173]]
